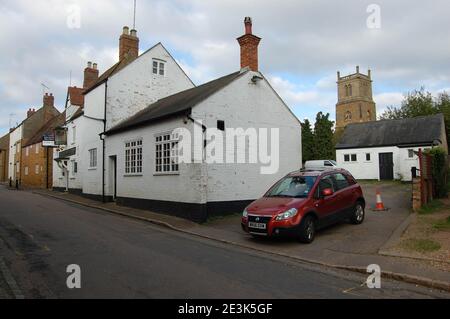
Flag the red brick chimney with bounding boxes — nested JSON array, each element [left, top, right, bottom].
[[27, 108, 36, 118], [83, 61, 99, 89], [43, 93, 54, 107], [119, 26, 139, 61], [237, 17, 261, 72]]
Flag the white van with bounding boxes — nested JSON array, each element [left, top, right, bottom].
[[304, 160, 338, 171]]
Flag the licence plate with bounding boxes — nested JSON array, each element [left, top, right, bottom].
[[248, 222, 267, 230]]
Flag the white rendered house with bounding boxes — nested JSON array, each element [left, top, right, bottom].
[[336, 114, 448, 181]]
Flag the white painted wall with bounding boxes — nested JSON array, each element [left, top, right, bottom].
[[104, 70, 302, 207], [104, 116, 206, 204], [75, 43, 194, 197], [52, 115, 84, 190], [191, 71, 302, 202], [65, 104, 80, 121], [336, 146, 431, 181], [105, 44, 194, 130], [8, 125, 22, 180]]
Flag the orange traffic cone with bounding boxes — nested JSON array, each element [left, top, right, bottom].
[[373, 189, 388, 211]]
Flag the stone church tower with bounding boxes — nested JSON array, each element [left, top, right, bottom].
[[335, 66, 376, 129]]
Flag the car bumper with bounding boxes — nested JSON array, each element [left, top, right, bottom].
[[241, 219, 301, 238]]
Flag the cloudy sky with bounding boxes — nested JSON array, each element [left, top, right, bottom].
[[1, 0, 450, 136]]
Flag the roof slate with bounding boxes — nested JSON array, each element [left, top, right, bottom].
[[335, 114, 445, 149]]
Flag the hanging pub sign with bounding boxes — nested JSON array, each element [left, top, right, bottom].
[[54, 127, 67, 146], [42, 132, 56, 147]]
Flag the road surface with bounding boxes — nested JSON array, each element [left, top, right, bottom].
[[0, 185, 448, 299]]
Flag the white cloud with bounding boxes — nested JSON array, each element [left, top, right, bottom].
[[1, 0, 450, 135]]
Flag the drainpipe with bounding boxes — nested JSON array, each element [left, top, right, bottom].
[[102, 80, 108, 203], [46, 147, 49, 188]]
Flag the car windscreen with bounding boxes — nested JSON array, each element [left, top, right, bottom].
[[265, 176, 317, 198]]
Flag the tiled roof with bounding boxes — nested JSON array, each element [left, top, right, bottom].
[[68, 86, 84, 107], [83, 54, 137, 95], [24, 112, 66, 147]]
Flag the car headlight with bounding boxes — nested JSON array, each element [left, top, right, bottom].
[[276, 208, 298, 221], [243, 208, 248, 218]]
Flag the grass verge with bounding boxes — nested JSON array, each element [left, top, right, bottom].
[[402, 238, 441, 253], [433, 216, 450, 231], [418, 200, 444, 215]]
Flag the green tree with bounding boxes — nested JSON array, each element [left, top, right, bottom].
[[436, 92, 450, 148], [301, 119, 315, 163], [380, 87, 450, 148], [380, 87, 435, 119], [313, 112, 335, 160]]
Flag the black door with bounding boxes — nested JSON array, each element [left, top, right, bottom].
[[379, 153, 394, 180]]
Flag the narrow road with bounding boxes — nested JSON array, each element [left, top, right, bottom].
[[0, 185, 448, 299]]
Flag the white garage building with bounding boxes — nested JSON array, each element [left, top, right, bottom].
[[336, 114, 448, 181]]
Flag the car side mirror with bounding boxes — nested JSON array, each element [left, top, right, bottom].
[[322, 188, 334, 197]]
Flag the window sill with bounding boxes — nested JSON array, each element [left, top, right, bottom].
[[124, 174, 143, 177], [153, 172, 180, 176], [88, 167, 97, 170]]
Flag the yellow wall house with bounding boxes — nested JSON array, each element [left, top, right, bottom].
[[21, 113, 65, 189]]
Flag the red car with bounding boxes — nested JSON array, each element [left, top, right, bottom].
[[241, 169, 365, 243]]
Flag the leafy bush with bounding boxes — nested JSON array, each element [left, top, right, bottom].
[[424, 147, 448, 198]]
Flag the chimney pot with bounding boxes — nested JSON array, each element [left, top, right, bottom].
[[356, 65, 360, 73], [237, 17, 261, 72], [244, 17, 253, 34], [123, 26, 129, 35], [84, 61, 99, 88], [43, 92, 54, 107], [119, 26, 139, 61]]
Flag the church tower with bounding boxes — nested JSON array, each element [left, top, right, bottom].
[[335, 66, 376, 130]]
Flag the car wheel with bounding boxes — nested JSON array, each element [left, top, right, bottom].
[[298, 215, 316, 244], [350, 202, 365, 225]]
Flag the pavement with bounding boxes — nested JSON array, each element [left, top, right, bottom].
[[3, 184, 449, 298], [26, 182, 450, 293]]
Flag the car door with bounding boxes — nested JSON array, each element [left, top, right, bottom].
[[313, 174, 340, 227], [332, 173, 352, 218]]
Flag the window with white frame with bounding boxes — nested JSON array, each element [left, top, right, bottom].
[[72, 126, 76, 144], [24, 166, 29, 176], [152, 60, 165, 76], [35, 143, 39, 154], [344, 154, 358, 162], [125, 139, 143, 175], [89, 148, 97, 168], [365, 153, 371, 161], [35, 164, 39, 175], [155, 132, 179, 173], [26, 146, 29, 157]]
